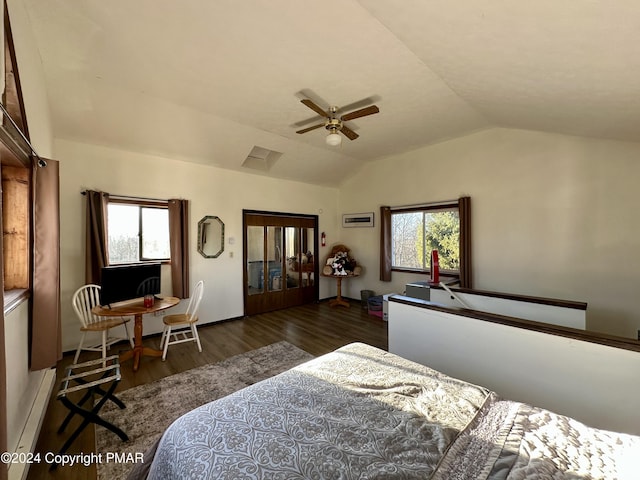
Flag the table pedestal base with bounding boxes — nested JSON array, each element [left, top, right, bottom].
[[328, 276, 350, 308], [119, 313, 163, 371], [119, 346, 163, 372], [329, 297, 350, 308]]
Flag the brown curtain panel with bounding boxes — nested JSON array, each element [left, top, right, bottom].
[[380, 206, 392, 282], [30, 159, 62, 370], [169, 199, 190, 299], [85, 190, 109, 285], [458, 196, 472, 288]]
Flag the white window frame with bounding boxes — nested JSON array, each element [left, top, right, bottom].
[[107, 198, 170, 265]]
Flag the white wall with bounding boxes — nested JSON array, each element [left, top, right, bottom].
[[389, 299, 640, 436], [56, 139, 340, 352], [4, 303, 45, 453], [339, 128, 640, 339], [7, 0, 53, 152]]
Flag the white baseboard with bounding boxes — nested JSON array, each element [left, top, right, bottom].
[[8, 368, 56, 480]]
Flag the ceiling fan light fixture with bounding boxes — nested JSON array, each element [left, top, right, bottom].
[[326, 129, 342, 146]]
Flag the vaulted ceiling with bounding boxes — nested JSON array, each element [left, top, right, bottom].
[[22, 1, 640, 185]]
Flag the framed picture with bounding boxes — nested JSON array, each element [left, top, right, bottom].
[[342, 212, 374, 228]]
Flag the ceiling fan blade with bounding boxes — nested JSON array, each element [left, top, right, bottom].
[[296, 123, 325, 134], [300, 99, 328, 118], [341, 105, 379, 121], [340, 124, 359, 140], [339, 96, 380, 114]]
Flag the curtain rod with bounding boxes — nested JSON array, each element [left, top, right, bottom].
[[80, 190, 168, 203], [390, 199, 459, 211], [0, 102, 47, 168]]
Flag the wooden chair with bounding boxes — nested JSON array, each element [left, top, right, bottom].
[[72, 284, 134, 363], [136, 276, 161, 297], [160, 280, 205, 360]]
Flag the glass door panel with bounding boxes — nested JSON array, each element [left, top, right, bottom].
[[284, 226, 300, 289], [302, 227, 315, 286], [267, 226, 283, 291], [246, 225, 264, 295]]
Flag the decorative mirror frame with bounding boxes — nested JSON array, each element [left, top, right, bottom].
[[197, 216, 225, 258]]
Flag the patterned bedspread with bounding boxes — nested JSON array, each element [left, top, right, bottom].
[[143, 343, 640, 479], [432, 397, 640, 480], [146, 343, 491, 479]]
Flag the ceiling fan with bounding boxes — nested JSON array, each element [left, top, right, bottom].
[[295, 99, 379, 146]]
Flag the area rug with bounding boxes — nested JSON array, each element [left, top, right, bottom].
[[95, 341, 314, 480]]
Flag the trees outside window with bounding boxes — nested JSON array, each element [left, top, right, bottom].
[[391, 206, 460, 273], [107, 202, 170, 264]]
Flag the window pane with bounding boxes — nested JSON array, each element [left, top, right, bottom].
[[391, 208, 460, 272], [108, 204, 140, 264], [423, 210, 460, 270], [302, 227, 315, 286], [391, 212, 422, 268], [267, 226, 282, 291], [141, 207, 170, 260], [285, 226, 300, 289], [247, 226, 265, 295]]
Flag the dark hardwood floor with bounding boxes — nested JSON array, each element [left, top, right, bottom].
[[26, 299, 387, 480]]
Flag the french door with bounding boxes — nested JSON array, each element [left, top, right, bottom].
[[243, 211, 319, 315]]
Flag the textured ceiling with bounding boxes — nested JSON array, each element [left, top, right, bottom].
[[21, 0, 640, 185]]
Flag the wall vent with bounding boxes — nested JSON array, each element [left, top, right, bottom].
[[242, 146, 282, 171]]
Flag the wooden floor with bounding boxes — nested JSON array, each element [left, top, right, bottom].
[[26, 299, 387, 480]]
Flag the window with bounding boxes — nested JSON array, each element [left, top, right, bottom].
[[107, 200, 170, 264], [380, 197, 470, 286], [2, 7, 33, 298], [391, 204, 460, 273]]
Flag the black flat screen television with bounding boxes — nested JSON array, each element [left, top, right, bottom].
[[100, 263, 161, 306]]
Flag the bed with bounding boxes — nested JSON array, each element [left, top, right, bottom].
[[132, 343, 639, 479]]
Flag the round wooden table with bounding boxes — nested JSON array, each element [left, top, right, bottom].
[[92, 296, 180, 371], [322, 273, 359, 308]]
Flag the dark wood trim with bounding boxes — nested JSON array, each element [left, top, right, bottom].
[[392, 266, 460, 278], [429, 284, 587, 310], [390, 201, 458, 214], [243, 209, 318, 220], [389, 295, 639, 352]]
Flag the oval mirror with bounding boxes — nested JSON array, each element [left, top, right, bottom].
[[197, 216, 225, 258]]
